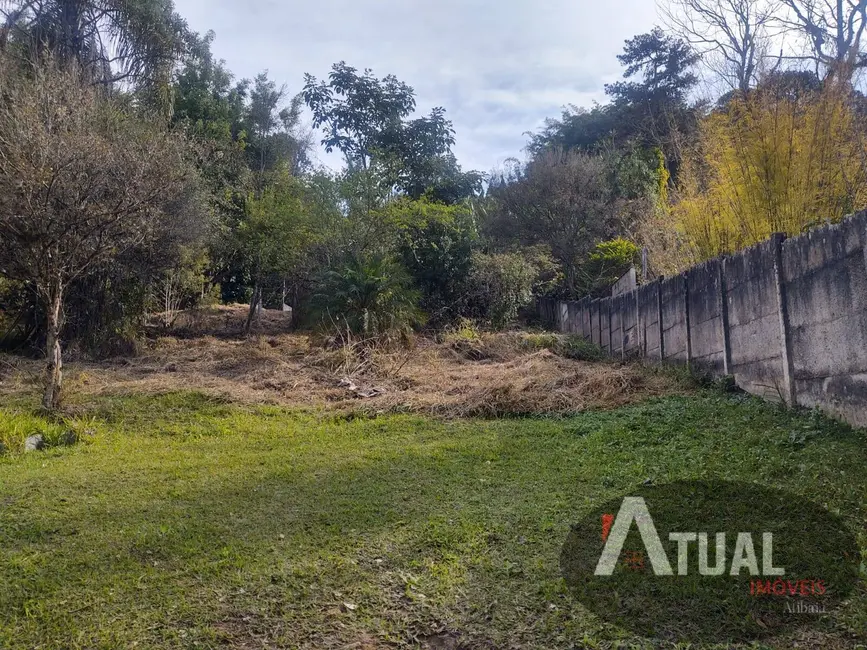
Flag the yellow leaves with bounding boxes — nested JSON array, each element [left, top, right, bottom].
[[666, 82, 867, 264]]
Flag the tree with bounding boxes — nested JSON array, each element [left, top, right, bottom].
[[303, 62, 479, 208], [303, 62, 417, 171], [661, 78, 867, 268], [0, 0, 189, 93], [464, 252, 538, 329], [528, 103, 628, 156], [0, 63, 201, 409], [486, 150, 622, 298], [777, 0, 867, 78], [172, 30, 250, 225], [396, 199, 478, 324], [246, 72, 310, 191], [605, 29, 700, 107], [661, 0, 778, 92], [239, 175, 322, 334]]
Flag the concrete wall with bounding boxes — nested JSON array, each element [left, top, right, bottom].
[[536, 210, 867, 428], [686, 259, 726, 374], [621, 292, 640, 357], [724, 237, 784, 400], [782, 213, 867, 426], [579, 297, 591, 339], [590, 300, 601, 347], [610, 295, 623, 357], [599, 298, 611, 353], [660, 275, 689, 364], [612, 267, 637, 297], [637, 281, 662, 360]]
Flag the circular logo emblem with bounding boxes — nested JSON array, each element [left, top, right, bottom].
[[560, 480, 860, 643]]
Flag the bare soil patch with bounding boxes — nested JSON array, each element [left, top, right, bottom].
[[0, 305, 689, 416]]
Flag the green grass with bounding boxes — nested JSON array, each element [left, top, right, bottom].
[[0, 391, 865, 648]]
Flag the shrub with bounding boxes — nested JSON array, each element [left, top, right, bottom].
[[580, 238, 640, 296], [398, 201, 477, 326], [558, 336, 606, 361], [519, 333, 607, 361], [312, 254, 424, 337], [440, 317, 482, 344], [465, 252, 536, 329]]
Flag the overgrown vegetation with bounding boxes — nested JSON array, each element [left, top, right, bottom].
[[5, 0, 867, 407]]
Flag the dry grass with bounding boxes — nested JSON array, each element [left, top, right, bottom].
[[0, 305, 690, 416]]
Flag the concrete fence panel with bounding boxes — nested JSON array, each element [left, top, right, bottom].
[[555, 301, 569, 333], [660, 275, 689, 363], [724, 237, 786, 401], [599, 298, 611, 352], [579, 297, 591, 338], [590, 300, 602, 346], [534, 210, 867, 427], [621, 290, 640, 357], [566, 301, 581, 334], [686, 259, 727, 374], [610, 294, 624, 357], [637, 280, 662, 360], [782, 211, 867, 425]]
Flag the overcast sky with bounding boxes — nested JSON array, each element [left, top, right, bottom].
[[172, 0, 661, 174]]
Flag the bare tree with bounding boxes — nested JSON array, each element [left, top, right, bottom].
[[0, 61, 201, 409], [776, 0, 867, 78], [661, 0, 779, 92]]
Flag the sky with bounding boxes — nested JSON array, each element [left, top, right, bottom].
[[172, 0, 661, 174]]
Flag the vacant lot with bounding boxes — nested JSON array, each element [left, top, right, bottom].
[[0, 306, 684, 419], [0, 309, 865, 648], [1, 389, 865, 649]]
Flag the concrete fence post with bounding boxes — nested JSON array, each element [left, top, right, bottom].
[[719, 259, 732, 376], [656, 280, 664, 362], [772, 233, 796, 405], [684, 277, 692, 367]]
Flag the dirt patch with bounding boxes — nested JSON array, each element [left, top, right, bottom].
[[0, 306, 690, 416]]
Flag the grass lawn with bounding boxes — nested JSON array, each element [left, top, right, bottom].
[[0, 390, 865, 649]]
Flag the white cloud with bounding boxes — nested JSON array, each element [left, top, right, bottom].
[[173, 0, 660, 172]]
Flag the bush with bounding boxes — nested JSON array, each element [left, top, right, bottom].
[[440, 317, 482, 344], [558, 336, 607, 361], [464, 252, 536, 329], [398, 200, 477, 326], [580, 238, 640, 297], [519, 333, 607, 361], [312, 254, 424, 337]]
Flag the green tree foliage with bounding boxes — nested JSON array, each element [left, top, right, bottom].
[[605, 28, 699, 108], [529, 29, 698, 186], [580, 238, 641, 297], [464, 252, 538, 329], [396, 200, 478, 325], [486, 150, 624, 298], [239, 175, 337, 333], [1, 0, 189, 105], [246, 72, 309, 187], [303, 62, 481, 206], [172, 31, 249, 221]]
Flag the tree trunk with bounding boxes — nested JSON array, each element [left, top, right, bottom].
[[244, 282, 261, 336], [42, 279, 64, 411]]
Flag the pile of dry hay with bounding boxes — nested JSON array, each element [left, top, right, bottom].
[[0, 306, 690, 417]]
